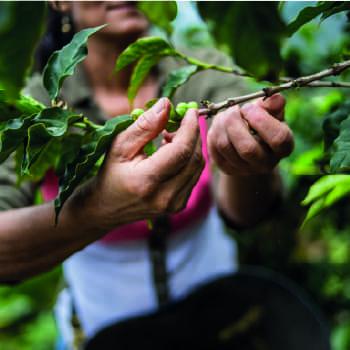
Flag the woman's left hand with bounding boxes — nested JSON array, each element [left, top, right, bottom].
[[207, 93, 294, 176]]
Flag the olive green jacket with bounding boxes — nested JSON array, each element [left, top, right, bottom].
[[0, 48, 247, 211]]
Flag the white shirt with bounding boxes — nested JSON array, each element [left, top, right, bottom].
[[55, 206, 238, 344]]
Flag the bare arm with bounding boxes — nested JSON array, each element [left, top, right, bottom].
[[0, 194, 105, 282], [208, 94, 294, 228], [217, 170, 282, 227], [0, 98, 204, 281]]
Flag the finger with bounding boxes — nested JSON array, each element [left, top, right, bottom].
[[255, 93, 286, 121], [168, 160, 204, 212], [208, 140, 240, 175], [156, 136, 204, 213], [241, 104, 294, 158], [161, 130, 175, 144], [208, 118, 250, 174], [221, 107, 275, 169], [112, 97, 170, 160], [141, 109, 200, 182]]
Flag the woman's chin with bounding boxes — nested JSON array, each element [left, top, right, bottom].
[[102, 20, 149, 41]]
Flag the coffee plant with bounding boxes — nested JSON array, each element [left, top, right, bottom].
[[1, 1, 350, 224], [3, 2, 350, 349]]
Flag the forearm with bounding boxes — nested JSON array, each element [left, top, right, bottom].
[[0, 193, 106, 282], [217, 167, 282, 228]]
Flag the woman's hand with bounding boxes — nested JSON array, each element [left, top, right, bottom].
[[82, 98, 204, 231], [207, 94, 294, 176]]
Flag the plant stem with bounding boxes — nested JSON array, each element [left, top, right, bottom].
[[199, 60, 350, 116], [176, 52, 250, 77]]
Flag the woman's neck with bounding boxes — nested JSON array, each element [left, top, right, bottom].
[[83, 36, 133, 93]]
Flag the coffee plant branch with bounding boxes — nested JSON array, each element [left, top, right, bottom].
[[199, 60, 350, 117]]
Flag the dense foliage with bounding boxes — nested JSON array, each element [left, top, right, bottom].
[[2, 1, 350, 349]]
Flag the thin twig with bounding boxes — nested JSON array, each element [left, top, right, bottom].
[[199, 60, 350, 116], [279, 77, 350, 88]]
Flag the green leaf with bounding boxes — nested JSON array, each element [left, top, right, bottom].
[[55, 115, 134, 220], [0, 3, 46, 99], [330, 115, 350, 173], [0, 94, 45, 122], [302, 175, 350, 224], [22, 108, 82, 174], [43, 25, 106, 101], [198, 2, 286, 80], [0, 115, 35, 164], [320, 1, 350, 21], [116, 37, 178, 105], [162, 65, 199, 98], [137, 1, 177, 35], [16, 138, 61, 183], [143, 141, 157, 156], [286, 2, 336, 36], [128, 55, 162, 104], [323, 102, 350, 154], [55, 134, 84, 176], [302, 175, 350, 205], [115, 36, 175, 72]]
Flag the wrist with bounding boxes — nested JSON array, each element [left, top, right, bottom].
[[61, 177, 109, 239]]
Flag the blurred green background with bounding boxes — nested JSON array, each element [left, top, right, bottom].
[[1, 2, 350, 349]]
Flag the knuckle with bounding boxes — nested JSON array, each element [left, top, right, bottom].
[[154, 193, 173, 213], [238, 141, 258, 160], [216, 137, 231, 155], [178, 145, 193, 163], [248, 108, 265, 125], [270, 126, 293, 152], [136, 111, 154, 133]]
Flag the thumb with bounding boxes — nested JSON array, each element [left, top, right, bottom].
[[112, 97, 170, 159]]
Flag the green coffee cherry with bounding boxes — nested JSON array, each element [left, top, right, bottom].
[[187, 101, 198, 109], [131, 108, 144, 120], [165, 119, 178, 132], [175, 102, 188, 118]]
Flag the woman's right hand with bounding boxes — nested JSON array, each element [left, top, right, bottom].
[[80, 98, 204, 231]]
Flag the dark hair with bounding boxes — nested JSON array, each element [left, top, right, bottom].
[[35, 7, 75, 72]]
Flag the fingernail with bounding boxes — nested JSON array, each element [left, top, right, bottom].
[[153, 97, 166, 114]]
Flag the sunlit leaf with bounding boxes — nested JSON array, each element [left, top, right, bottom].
[[302, 175, 350, 205], [137, 1, 177, 35], [302, 175, 350, 224], [128, 55, 162, 104], [115, 36, 175, 72], [55, 115, 133, 220], [43, 25, 106, 101], [0, 3, 46, 99], [198, 2, 285, 80], [162, 65, 199, 98]]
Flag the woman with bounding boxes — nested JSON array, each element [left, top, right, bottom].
[[0, 2, 294, 348]]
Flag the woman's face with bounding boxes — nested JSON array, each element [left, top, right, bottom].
[[63, 1, 149, 41]]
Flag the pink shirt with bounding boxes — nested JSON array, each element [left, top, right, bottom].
[[41, 117, 213, 243]]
